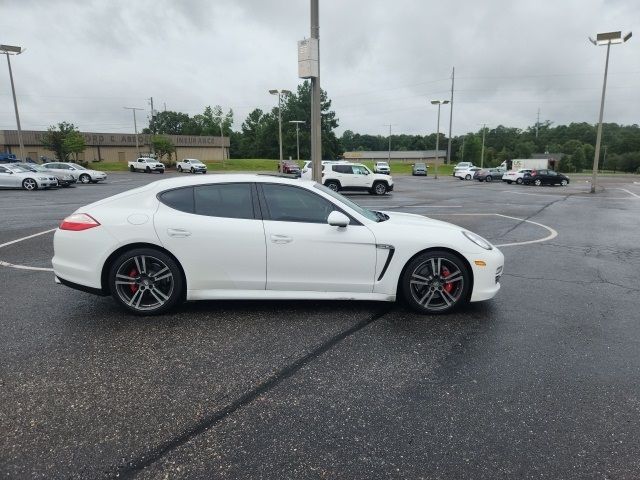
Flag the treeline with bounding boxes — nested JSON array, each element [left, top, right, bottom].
[[143, 84, 640, 173]]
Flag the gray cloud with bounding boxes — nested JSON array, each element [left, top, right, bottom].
[[1, 0, 637, 138]]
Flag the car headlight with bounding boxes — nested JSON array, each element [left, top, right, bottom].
[[38, 176, 48, 180], [462, 231, 493, 250]]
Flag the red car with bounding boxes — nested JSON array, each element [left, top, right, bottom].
[[278, 161, 301, 177]]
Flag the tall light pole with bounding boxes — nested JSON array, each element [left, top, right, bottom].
[[123, 107, 144, 157], [480, 123, 487, 168], [289, 120, 305, 161], [269, 89, 292, 170], [1, 44, 25, 161], [216, 115, 227, 167], [447, 66, 455, 164], [383, 124, 395, 163], [430, 100, 449, 180], [588, 30, 632, 193]]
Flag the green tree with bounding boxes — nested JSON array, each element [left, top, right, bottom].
[[151, 135, 176, 164], [41, 122, 83, 161], [572, 147, 586, 172]]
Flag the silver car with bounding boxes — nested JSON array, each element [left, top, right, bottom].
[[17, 163, 76, 187], [0, 164, 58, 190], [41, 162, 107, 184]]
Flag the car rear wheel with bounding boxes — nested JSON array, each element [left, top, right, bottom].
[[129, 165, 135, 172], [401, 250, 471, 314], [325, 180, 340, 192], [486, 176, 493, 182], [177, 166, 182, 172], [507, 180, 513, 184], [534, 178, 542, 186], [465, 174, 471, 180], [516, 178, 523, 185], [145, 167, 151, 173], [561, 179, 568, 186], [109, 248, 183, 315], [22, 178, 38, 191], [79, 174, 91, 184], [190, 167, 195, 174]]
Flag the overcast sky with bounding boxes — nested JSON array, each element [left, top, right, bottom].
[[1, 0, 638, 138]]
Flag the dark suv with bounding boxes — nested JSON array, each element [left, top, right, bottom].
[[523, 169, 569, 186]]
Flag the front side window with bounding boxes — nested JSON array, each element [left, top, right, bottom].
[[352, 165, 369, 175], [194, 183, 254, 219], [0, 166, 8, 173], [261, 184, 335, 223]]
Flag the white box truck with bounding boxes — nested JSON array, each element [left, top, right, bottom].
[[500, 158, 552, 171]]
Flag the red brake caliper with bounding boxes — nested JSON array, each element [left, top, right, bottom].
[[129, 268, 139, 294], [441, 266, 454, 293]]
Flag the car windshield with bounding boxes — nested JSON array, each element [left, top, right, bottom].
[[8, 165, 29, 173], [415, 163, 425, 168], [190, 159, 203, 164], [314, 183, 383, 222], [69, 163, 86, 170], [22, 164, 45, 171]]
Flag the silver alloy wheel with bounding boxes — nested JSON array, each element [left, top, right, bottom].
[[22, 178, 37, 190], [374, 182, 386, 195], [561, 179, 568, 186], [516, 178, 523, 184], [486, 176, 493, 182], [409, 257, 465, 312], [465, 174, 471, 180], [114, 255, 175, 312], [79, 174, 91, 184], [326, 182, 339, 191], [534, 178, 542, 186], [190, 167, 195, 173]]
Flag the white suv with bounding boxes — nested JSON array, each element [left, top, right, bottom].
[[374, 161, 390, 174], [322, 162, 393, 195], [452, 162, 474, 177], [177, 158, 207, 174]]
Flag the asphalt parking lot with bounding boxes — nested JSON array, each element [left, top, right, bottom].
[[2, 172, 640, 479]]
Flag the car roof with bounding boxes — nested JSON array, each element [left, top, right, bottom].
[[146, 173, 317, 192]]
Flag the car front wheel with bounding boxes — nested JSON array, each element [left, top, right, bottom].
[[109, 248, 183, 315], [465, 174, 471, 180], [561, 179, 568, 186], [372, 182, 387, 195], [516, 178, 523, 185], [22, 178, 38, 191], [177, 166, 182, 172], [401, 250, 471, 314], [79, 174, 91, 184], [534, 178, 542, 186], [486, 176, 493, 182]]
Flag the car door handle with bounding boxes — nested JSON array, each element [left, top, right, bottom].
[[270, 234, 293, 244], [167, 228, 191, 237]]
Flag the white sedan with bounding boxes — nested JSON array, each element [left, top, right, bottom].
[[0, 164, 58, 190], [502, 169, 533, 185], [52, 175, 503, 315], [454, 166, 481, 180], [42, 162, 107, 184]]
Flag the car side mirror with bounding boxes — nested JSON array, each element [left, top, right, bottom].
[[327, 211, 350, 228]]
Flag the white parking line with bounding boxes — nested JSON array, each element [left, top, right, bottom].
[[361, 205, 463, 208], [0, 228, 56, 272], [426, 213, 558, 247], [611, 188, 640, 199]]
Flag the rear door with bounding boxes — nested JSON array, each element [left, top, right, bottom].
[[154, 182, 267, 292], [259, 183, 377, 293]]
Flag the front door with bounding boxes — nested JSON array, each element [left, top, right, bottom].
[[154, 182, 267, 293], [259, 183, 377, 293], [0, 166, 19, 187]]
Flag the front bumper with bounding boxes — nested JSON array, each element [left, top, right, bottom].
[[468, 247, 504, 302], [387, 184, 394, 191]]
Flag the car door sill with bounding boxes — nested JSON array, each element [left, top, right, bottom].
[[187, 289, 395, 302]]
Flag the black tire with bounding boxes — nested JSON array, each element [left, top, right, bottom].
[[325, 180, 340, 192], [22, 178, 38, 191], [560, 179, 568, 186], [79, 174, 91, 184], [190, 167, 195, 174], [401, 250, 471, 314], [465, 174, 471, 180], [130, 165, 135, 172], [486, 176, 493, 182], [372, 182, 387, 195], [145, 167, 151, 173], [202, 171, 206, 174], [507, 180, 513, 184], [534, 178, 542, 186], [108, 248, 184, 315], [177, 165, 182, 172], [516, 178, 523, 185]]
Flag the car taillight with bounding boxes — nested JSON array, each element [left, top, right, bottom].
[[60, 213, 101, 231]]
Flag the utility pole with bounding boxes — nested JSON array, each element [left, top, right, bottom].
[[149, 97, 155, 133], [446, 66, 455, 164], [383, 124, 395, 163], [460, 135, 466, 163], [480, 124, 487, 168], [535, 107, 540, 138], [310, 0, 322, 182], [124, 107, 144, 157], [289, 120, 305, 161], [269, 89, 291, 170], [431, 100, 449, 180], [1, 45, 25, 161]]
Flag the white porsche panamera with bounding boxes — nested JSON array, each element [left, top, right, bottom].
[[52, 175, 504, 315]]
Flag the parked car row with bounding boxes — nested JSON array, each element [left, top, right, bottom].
[[0, 161, 107, 191], [453, 162, 570, 187]]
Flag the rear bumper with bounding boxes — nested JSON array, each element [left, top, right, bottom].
[[55, 275, 107, 296]]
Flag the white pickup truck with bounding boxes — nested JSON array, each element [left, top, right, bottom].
[[128, 157, 165, 173], [177, 158, 207, 174]]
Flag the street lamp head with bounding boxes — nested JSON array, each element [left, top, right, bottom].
[[430, 100, 449, 105], [281, 89, 292, 96], [269, 89, 279, 95], [590, 31, 632, 46], [0, 44, 23, 54]]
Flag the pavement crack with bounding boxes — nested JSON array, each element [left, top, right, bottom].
[[496, 196, 565, 240], [109, 306, 393, 479]]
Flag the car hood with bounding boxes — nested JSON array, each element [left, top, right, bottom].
[[381, 211, 461, 231]]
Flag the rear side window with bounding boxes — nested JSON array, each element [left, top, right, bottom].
[[159, 187, 194, 213], [332, 165, 353, 174], [194, 183, 254, 219]]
